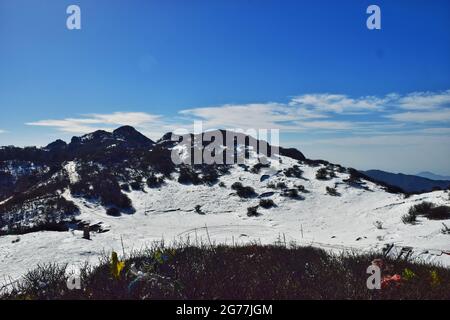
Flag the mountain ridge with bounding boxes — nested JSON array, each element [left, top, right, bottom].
[[363, 169, 450, 193], [1, 126, 449, 280], [416, 171, 450, 181], [0, 126, 444, 236]]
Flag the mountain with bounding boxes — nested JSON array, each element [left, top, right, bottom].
[[1, 126, 449, 280], [362, 170, 450, 193], [416, 171, 450, 181]]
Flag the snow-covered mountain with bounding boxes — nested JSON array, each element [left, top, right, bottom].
[[0, 127, 449, 281]]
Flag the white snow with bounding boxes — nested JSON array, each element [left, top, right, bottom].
[[64, 161, 79, 184], [1, 155, 450, 286]]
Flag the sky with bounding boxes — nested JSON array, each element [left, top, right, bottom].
[[0, 0, 449, 175]]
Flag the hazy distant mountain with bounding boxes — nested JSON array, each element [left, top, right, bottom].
[[363, 170, 450, 193], [416, 171, 450, 181]]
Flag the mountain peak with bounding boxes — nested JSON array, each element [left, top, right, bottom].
[[67, 126, 154, 150], [44, 139, 67, 151], [112, 126, 155, 146], [113, 125, 140, 136]]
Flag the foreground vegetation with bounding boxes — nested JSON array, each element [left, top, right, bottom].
[[2, 243, 449, 300]]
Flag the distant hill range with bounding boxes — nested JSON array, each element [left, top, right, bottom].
[[362, 170, 450, 193], [416, 171, 450, 181]]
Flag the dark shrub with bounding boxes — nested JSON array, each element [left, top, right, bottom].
[[282, 188, 300, 199], [326, 187, 340, 196], [316, 168, 328, 180], [69, 181, 89, 196], [276, 182, 287, 190], [120, 184, 130, 192], [336, 165, 346, 173], [347, 168, 361, 182], [296, 185, 306, 192], [146, 175, 164, 188], [259, 199, 275, 209], [402, 213, 416, 224], [218, 181, 226, 188], [106, 207, 121, 217], [427, 206, 450, 220], [247, 206, 260, 217], [284, 165, 303, 178], [231, 182, 257, 198], [409, 202, 434, 216], [130, 180, 142, 191], [231, 182, 243, 190], [90, 176, 133, 210], [251, 163, 270, 174], [237, 186, 256, 198], [201, 167, 219, 185], [178, 166, 201, 185], [267, 181, 288, 190], [97, 181, 132, 210], [406, 202, 450, 221]]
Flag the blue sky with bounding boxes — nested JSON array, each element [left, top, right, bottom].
[[0, 0, 449, 174]]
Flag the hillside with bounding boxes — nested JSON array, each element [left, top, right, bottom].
[[0, 127, 449, 284]]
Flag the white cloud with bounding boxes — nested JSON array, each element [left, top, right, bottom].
[[421, 127, 450, 134], [26, 112, 163, 133], [180, 102, 357, 132], [25, 89, 450, 143], [25, 112, 176, 140], [296, 120, 355, 130], [396, 90, 450, 110], [386, 109, 450, 122], [289, 93, 386, 113], [178, 90, 450, 133]]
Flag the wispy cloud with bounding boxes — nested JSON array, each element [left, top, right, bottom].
[[25, 89, 450, 140], [178, 90, 450, 133], [420, 127, 450, 134], [26, 112, 173, 139], [180, 102, 357, 132], [386, 109, 450, 122], [288, 93, 387, 113], [180, 103, 296, 130], [395, 90, 450, 110], [27, 112, 162, 133]]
